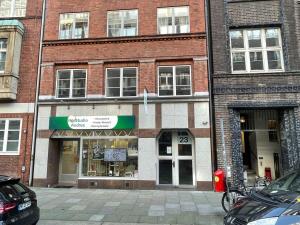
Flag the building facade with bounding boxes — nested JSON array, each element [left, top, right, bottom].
[[210, 0, 300, 185], [0, 0, 42, 184], [33, 0, 213, 190]]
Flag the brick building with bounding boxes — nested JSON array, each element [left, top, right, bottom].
[[33, 0, 212, 190], [0, 0, 42, 184], [209, 0, 300, 185]]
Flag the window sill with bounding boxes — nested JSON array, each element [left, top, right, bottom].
[[78, 176, 138, 180], [0, 152, 20, 156]]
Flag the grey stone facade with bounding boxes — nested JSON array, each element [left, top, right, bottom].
[[210, 0, 300, 185]]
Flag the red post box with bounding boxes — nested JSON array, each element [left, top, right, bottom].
[[214, 169, 226, 192]]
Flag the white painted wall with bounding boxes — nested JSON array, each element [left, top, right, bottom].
[[161, 103, 188, 128], [138, 138, 156, 180], [37, 106, 51, 130], [34, 138, 49, 179], [195, 138, 212, 181], [0, 103, 34, 113], [56, 104, 133, 116], [139, 104, 155, 129], [194, 102, 210, 128]]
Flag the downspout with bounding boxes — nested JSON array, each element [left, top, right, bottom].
[[204, 0, 217, 181], [29, 0, 47, 186]]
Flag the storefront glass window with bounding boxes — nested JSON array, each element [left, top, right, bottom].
[[82, 139, 138, 178]]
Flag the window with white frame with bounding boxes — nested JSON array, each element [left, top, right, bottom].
[[59, 12, 89, 39], [107, 9, 138, 37], [230, 28, 284, 73], [0, 0, 27, 17], [106, 68, 137, 97], [56, 69, 86, 99], [157, 6, 189, 35], [158, 65, 191, 96], [0, 119, 21, 154], [0, 39, 7, 72]]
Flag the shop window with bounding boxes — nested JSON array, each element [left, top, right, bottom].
[[59, 12, 89, 39], [106, 67, 137, 97], [0, 38, 7, 72], [157, 6, 189, 34], [107, 9, 138, 37], [230, 28, 284, 73], [158, 65, 191, 96], [0, 0, 27, 18], [56, 69, 86, 99], [0, 119, 21, 154], [82, 139, 138, 178]]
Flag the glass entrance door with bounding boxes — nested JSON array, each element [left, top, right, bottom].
[[59, 140, 79, 184], [158, 131, 194, 187]]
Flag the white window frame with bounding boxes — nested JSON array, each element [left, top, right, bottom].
[[55, 69, 87, 99], [107, 9, 138, 37], [157, 6, 190, 35], [0, 0, 27, 18], [230, 28, 284, 74], [105, 67, 138, 98], [0, 119, 22, 155], [58, 12, 89, 40], [0, 38, 7, 73], [157, 65, 192, 97]]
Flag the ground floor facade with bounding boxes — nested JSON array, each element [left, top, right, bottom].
[[33, 101, 213, 190], [0, 103, 35, 184], [213, 76, 300, 185]]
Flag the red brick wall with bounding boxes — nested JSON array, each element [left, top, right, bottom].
[[44, 0, 205, 40]]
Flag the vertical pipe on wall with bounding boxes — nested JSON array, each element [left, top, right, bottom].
[[29, 0, 47, 186]]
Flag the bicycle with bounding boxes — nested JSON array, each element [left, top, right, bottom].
[[221, 176, 271, 212]]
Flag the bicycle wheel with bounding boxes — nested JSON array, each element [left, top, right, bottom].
[[221, 190, 244, 213]]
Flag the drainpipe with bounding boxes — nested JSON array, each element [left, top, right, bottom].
[[204, 0, 217, 180], [29, 0, 47, 186]]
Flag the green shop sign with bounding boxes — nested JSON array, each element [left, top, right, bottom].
[[49, 116, 135, 130]]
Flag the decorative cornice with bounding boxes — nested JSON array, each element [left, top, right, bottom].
[[214, 84, 300, 95], [42, 33, 206, 47], [213, 71, 300, 78], [227, 100, 298, 109]]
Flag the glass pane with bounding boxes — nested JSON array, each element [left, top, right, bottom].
[[123, 68, 136, 96], [268, 51, 282, 70], [6, 142, 18, 152], [8, 131, 19, 140], [159, 131, 172, 156], [107, 69, 120, 97], [0, 131, 4, 140], [179, 160, 193, 185], [178, 144, 192, 156], [108, 11, 122, 37], [0, 52, 6, 71], [58, 80, 70, 89], [72, 88, 85, 98], [176, 66, 191, 95], [0, 120, 5, 129], [230, 31, 244, 48], [73, 70, 86, 79], [250, 52, 264, 70], [159, 160, 173, 184], [14, 0, 26, 17], [232, 52, 246, 71], [159, 67, 173, 96], [123, 10, 138, 36], [158, 8, 173, 34], [61, 141, 78, 174], [0, 141, 3, 151], [59, 14, 73, 39], [58, 70, 71, 79], [58, 88, 70, 98], [174, 7, 189, 34], [0, 39, 7, 49], [73, 79, 85, 89], [9, 120, 20, 130], [0, 0, 12, 17], [248, 30, 262, 48], [266, 29, 280, 47]]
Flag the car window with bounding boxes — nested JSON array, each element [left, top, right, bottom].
[[289, 176, 300, 193], [12, 183, 27, 194], [264, 172, 298, 193], [0, 185, 18, 201]]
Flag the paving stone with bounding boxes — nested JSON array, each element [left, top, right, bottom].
[[139, 216, 158, 224], [69, 205, 87, 211], [88, 214, 104, 222], [149, 205, 164, 211], [65, 198, 81, 203], [120, 215, 140, 223], [157, 215, 177, 224], [104, 202, 120, 207], [148, 210, 165, 217], [101, 214, 122, 222]]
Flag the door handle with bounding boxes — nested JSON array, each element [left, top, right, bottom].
[[172, 161, 175, 168]]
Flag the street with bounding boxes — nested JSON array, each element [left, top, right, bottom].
[[34, 188, 224, 225]]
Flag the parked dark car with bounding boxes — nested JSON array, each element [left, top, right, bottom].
[[0, 176, 39, 225], [224, 170, 300, 225]]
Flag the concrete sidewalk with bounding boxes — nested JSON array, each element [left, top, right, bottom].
[[34, 188, 224, 225]]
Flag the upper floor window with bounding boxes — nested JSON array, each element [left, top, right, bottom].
[[59, 12, 89, 39], [107, 9, 138, 37], [0, 119, 21, 154], [56, 69, 87, 99], [0, 0, 27, 18], [158, 65, 191, 96], [157, 6, 190, 35], [106, 67, 137, 97], [0, 39, 7, 73], [230, 28, 284, 73]]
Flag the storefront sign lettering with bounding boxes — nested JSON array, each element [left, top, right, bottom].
[[49, 115, 135, 130]]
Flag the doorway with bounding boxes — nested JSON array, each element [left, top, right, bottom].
[[157, 131, 195, 187], [59, 140, 80, 185]]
